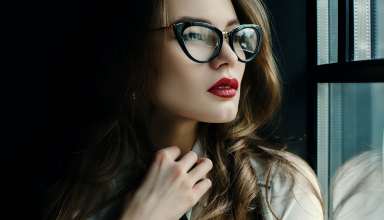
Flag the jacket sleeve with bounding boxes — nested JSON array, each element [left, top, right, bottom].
[[251, 150, 325, 220]]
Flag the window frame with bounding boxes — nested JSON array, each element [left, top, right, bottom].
[[307, 0, 384, 218]]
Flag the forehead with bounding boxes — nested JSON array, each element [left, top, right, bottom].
[[166, 0, 239, 30]]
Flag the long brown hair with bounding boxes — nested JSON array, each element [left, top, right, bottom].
[[44, 0, 323, 219]]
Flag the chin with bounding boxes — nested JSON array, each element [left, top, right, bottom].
[[200, 110, 238, 123]]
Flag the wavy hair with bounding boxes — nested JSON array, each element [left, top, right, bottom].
[[44, 0, 323, 220]]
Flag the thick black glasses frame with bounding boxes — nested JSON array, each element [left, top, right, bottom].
[[154, 21, 263, 63]]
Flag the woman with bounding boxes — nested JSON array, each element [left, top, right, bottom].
[[44, 0, 324, 219]]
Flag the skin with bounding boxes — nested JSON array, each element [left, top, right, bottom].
[[149, 0, 246, 155], [121, 0, 246, 219]]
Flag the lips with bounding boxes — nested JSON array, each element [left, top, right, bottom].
[[208, 77, 239, 98]]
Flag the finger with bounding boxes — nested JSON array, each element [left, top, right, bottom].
[[188, 158, 213, 183], [139, 152, 162, 191], [156, 145, 181, 164], [192, 178, 212, 200], [177, 151, 198, 172], [141, 146, 180, 189]]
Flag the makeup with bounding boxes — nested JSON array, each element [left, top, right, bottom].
[[207, 77, 238, 98]]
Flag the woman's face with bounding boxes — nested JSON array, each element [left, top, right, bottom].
[[152, 0, 246, 123]]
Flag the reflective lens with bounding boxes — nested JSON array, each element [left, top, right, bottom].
[[232, 27, 259, 61], [182, 26, 219, 61], [177, 23, 261, 62]]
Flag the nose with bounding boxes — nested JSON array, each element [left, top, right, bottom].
[[209, 37, 238, 69]]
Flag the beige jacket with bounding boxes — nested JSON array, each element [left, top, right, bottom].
[[185, 139, 324, 220]]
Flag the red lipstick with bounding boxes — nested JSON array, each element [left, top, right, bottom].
[[208, 78, 239, 98]]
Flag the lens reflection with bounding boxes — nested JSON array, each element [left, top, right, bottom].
[[181, 25, 260, 62], [233, 28, 258, 61], [182, 26, 219, 61]]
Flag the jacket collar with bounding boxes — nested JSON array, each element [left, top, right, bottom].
[[191, 138, 206, 157]]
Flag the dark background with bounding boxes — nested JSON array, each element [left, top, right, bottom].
[[3, 0, 313, 219], [265, 0, 312, 160]]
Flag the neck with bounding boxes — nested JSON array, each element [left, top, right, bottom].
[[148, 108, 199, 156]]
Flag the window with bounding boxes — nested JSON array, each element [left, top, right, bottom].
[[313, 0, 384, 218], [372, 0, 384, 59], [317, 0, 338, 64], [317, 0, 384, 64], [317, 82, 384, 218], [353, 0, 384, 60]]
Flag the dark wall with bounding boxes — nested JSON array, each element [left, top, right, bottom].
[[265, 0, 311, 162]]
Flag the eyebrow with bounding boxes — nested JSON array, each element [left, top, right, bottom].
[[172, 16, 240, 28]]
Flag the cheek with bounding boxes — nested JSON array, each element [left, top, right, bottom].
[[153, 43, 206, 114], [153, 42, 245, 123], [237, 64, 246, 82]]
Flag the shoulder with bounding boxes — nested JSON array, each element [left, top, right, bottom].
[[332, 150, 384, 219], [250, 147, 324, 220]]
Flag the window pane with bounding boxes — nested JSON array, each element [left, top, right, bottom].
[[317, 0, 338, 65], [317, 83, 330, 217], [353, 0, 384, 61], [317, 83, 384, 219], [373, 0, 384, 59], [353, 0, 372, 60]]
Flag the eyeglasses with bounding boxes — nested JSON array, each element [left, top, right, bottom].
[[153, 21, 263, 63]]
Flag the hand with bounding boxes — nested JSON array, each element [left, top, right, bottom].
[[120, 145, 213, 220]]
